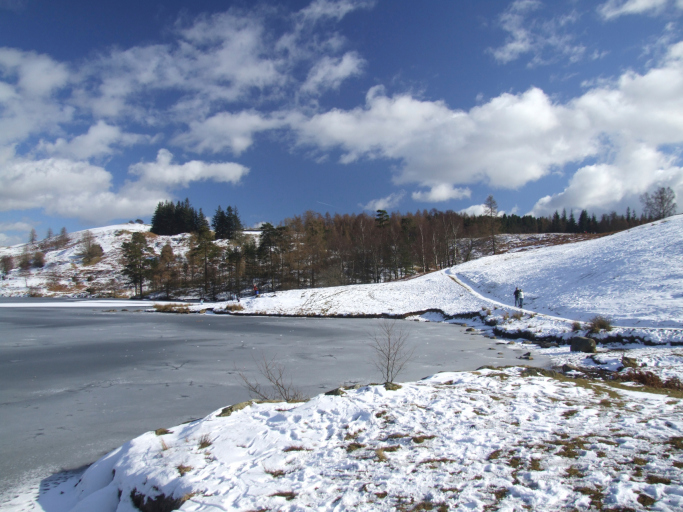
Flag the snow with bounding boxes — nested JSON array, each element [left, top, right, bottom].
[[21, 368, 683, 512], [453, 215, 683, 329], [4, 217, 683, 511]]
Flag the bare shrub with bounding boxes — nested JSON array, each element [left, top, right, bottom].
[[571, 321, 582, 332], [511, 311, 523, 321], [588, 315, 612, 333], [238, 354, 306, 403], [615, 370, 683, 391], [198, 434, 213, 449], [223, 304, 244, 312], [369, 320, 415, 383]]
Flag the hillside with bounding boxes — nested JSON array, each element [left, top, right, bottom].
[[454, 215, 683, 329]]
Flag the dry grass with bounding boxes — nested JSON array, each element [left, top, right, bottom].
[[176, 464, 193, 476], [269, 491, 296, 501], [615, 370, 683, 391], [223, 303, 244, 312], [412, 435, 436, 444], [154, 303, 191, 314], [198, 434, 213, 449], [155, 428, 171, 436], [588, 315, 613, 333], [346, 442, 366, 452], [283, 445, 310, 452], [264, 467, 286, 478]]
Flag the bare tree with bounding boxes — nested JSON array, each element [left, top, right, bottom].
[[484, 195, 499, 254], [238, 354, 305, 402], [369, 319, 414, 383], [640, 186, 677, 220]]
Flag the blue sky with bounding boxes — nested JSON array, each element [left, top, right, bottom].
[[1, 0, 683, 244]]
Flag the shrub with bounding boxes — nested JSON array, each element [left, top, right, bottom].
[[615, 370, 683, 391], [588, 315, 612, 333], [223, 304, 244, 312], [511, 311, 523, 321], [571, 321, 582, 331], [32, 251, 45, 268]]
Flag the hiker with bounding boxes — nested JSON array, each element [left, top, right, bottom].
[[518, 289, 524, 308], [513, 287, 520, 307]]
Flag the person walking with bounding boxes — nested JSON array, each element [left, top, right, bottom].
[[513, 287, 520, 307], [518, 289, 524, 309]]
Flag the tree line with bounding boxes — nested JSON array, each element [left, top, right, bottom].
[[119, 188, 677, 300]]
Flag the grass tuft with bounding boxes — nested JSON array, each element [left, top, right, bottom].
[[154, 303, 191, 314], [155, 428, 171, 436], [198, 434, 213, 449], [176, 464, 193, 476], [269, 491, 296, 501]]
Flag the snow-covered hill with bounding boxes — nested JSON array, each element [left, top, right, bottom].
[[454, 215, 683, 329], [0, 224, 199, 298]]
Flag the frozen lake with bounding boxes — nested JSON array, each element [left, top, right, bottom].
[[0, 299, 549, 501]]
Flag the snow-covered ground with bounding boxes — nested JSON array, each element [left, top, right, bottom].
[[20, 367, 683, 512], [4, 218, 683, 511]]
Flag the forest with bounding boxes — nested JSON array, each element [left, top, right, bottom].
[[120, 196, 657, 300]]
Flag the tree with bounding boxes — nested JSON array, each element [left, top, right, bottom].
[[78, 230, 104, 264], [484, 195, 499, 254], [55, 227, 69, 249], [369, 320, 414, 383], [29, 228, 37, 244], [640, 186, 677, 220], [121, 232, 153, 297], [1, 255, 14, 275]]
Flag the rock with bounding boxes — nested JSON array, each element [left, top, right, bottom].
[[537, 341, 559, 348], [325, 387, 346, 396], [466, 327, 476, 332], [570, 336, 597, 353], [384, 382, 402, 391], [518, 352, 533, 360], [217, 401, 253, 417], [562, 364, 578, 373], [621, 355, 639, 368]]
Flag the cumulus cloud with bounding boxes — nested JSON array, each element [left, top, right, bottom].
[[361, 191, 405, 211], [598, 0, 672, 19], [37, 121, 149, 160], [295, 85, 596, 189], [293, 40, 683, 216], [0, 148, 249, 223], [491, 0, 585, 66], [130, 149, 249, 187], [412, 184, 471, 203], [173, 111, 284, 155]]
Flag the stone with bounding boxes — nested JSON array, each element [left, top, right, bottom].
[[570, 336, 597, 353]]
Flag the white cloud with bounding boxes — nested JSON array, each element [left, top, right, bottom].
[[130, 149, 249, 187], [0, 49, 73, 146], [294, 40, 683, 217], [173, 111, 284, 155], [491, 1, 585, 66], [459, 204, 487, 216], [299, 0, 375, 24], [0, 148, 249, 223], [301, 52, 365, 95], [412, 184, 471, 203], [598, 0, 671, 19], [37, 121, 148, 160], [296, 85, 596, 189], [361, 191, 405, 211]]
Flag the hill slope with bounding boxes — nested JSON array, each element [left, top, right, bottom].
[[453, 215, 683, 328]]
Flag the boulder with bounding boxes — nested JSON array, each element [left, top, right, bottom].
[[537, 341, 559, 349], [570, 337, 597, 353]]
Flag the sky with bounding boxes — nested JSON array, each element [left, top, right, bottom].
[[1, 0, 683, 245]]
